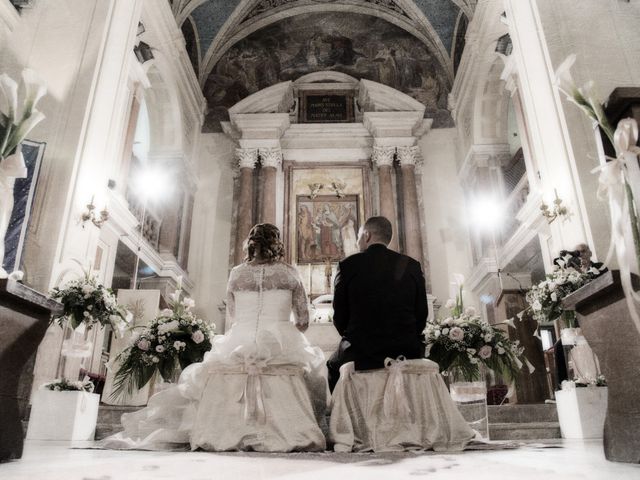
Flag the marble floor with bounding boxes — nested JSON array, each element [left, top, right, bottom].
[[1, 440, 639, 480]]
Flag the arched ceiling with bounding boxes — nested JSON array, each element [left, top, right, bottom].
[[169, 0, 475, 132]]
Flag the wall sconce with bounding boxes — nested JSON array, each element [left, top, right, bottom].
[[81, 197, 109, 229], [134, 41, 154, 64], [540, 189, 568, 224]]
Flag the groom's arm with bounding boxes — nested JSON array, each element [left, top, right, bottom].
[[414, 261, 428, 337], [332, 261, 349, 336]]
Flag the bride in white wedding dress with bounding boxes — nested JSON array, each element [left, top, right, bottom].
[[101, 224, 327, 452]]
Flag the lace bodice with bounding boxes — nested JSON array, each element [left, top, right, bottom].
[[226, 261, 309, 328]]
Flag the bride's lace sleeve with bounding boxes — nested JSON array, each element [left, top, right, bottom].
[[291, 268, 310, 327], [225, 267, 237, 324]]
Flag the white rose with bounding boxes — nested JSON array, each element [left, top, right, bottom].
[[469, 357, 479, 364], [434, 330, 441, 338], [173, 341, 185, 351], [191, 330, 205, 344], [550, 292, 558, 302], [83, 311, 90, 317], [548, 282, 557, 292], [483, 333, 493, 342], [159, 309, 174, 318], [183, 297, 196, 309], [479, 345, 492, 359], [445, 299, 456, 309], [464, 307, 476, 316], [497, 346, 505, 355], [442, 328, 450, 335], [532, 300, 542, 311], [137, 339, 150, 351], [152, 356, 160, 363], [155, 345, 165, 353], [81, 285, 95, 295], [449, 327, 464, 341]]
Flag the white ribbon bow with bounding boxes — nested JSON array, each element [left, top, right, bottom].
[[592, 118, 640, 336], [236, 356, 268, 425], [382, 356, 412, 420]]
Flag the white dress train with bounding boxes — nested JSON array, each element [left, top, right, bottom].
[[100, 262, 328, 452]]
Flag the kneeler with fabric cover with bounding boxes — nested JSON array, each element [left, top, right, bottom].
[[191, 362, 326, 452], [329, 358, 476, 452]]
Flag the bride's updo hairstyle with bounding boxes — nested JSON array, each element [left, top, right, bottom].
[[244, 223, 285, 263]]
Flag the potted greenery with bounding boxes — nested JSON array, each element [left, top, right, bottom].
[[425, 283, 530, 439]]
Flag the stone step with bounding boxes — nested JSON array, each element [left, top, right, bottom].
[[487, 404, 558, 424], [489, 422, 561, 441], [94, 404, 561, 442]]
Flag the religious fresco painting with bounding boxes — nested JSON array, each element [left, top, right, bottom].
[[296, 195, 359, 264], [203, 12, 451, 131]]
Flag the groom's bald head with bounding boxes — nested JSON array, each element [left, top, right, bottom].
[[358, 216, 392, 251]]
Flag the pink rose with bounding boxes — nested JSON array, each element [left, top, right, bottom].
[[479, 345, 492, 359], [191, 330, 205, 344], [137, 338, 150, 351], [449, 327, 464, 341]]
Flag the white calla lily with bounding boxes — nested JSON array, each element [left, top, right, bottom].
[[20, 68, 47, 120]]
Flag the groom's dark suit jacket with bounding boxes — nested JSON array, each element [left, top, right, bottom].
[[332, 244, 428, 370]]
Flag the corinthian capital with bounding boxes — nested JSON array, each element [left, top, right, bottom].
[[235, 148, 258, 169], [371, 146, 395, 168], [397, 146, 422, 167], [259, 147, 282, 169]]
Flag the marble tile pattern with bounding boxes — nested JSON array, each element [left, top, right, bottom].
[[2, 440, 639, 479]]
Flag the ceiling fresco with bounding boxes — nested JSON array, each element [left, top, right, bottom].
[[175, 1, 473, 131]]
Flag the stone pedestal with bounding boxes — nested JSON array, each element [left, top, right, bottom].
[[556, 387, 607, 439], [26, 390, 100, 441], [0, 278, 62, 462], [562, 270, 640, 463]]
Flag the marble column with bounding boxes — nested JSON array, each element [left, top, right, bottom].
[[398, 146, 424, 264], [234, 148, 258, 266], [372, 146, 399, 251], [259, 147, 282, 225]]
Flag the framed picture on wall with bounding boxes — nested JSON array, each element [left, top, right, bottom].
[[296, 194, 359, 264]]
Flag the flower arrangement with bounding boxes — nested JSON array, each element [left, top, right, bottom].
[[524, 252, 605, 327], [0, 69, 47, 161], [111, 286, 215, 399], [424, 285, 529, 382], [50, 274, 130, 335], [43, 377, 95, 393]]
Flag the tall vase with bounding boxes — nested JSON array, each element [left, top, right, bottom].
[[448, 369, 489, 440], [0, 148, 27, 276]]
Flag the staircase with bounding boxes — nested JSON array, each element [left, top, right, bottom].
[[94, 403, 561, 442], [487, 404, 560, 440]]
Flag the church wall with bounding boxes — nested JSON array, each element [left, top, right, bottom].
[[533, 0, 640, 264], [188, 133, 235, 332], [419, 128, 476, 310]]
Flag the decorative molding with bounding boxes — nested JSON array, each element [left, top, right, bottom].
[[371, 146, 395, 167], [230, 113, 291, 142], [458, 143, 511, 181], [259, 147, 282, 169], [358, 79, 426, 114], [235, 147, 258, 169], [228, 81, 294, 115], [397, 145, 421, 167], [363, 111, 424, 138]]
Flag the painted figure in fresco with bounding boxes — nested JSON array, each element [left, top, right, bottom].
[[319, 204, 341, 256], [338, 204, 358, 257], [298, 205, 316, 261], [323, 31, 362, 66]]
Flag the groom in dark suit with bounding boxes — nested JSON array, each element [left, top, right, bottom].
[[327, 216, 428, 391]]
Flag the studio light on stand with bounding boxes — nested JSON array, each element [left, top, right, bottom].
[[131, 166, 169, 290], [470, 195, 506, 295]]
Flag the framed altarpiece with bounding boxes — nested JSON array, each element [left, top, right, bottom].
[[283, 162, 372, 266]]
